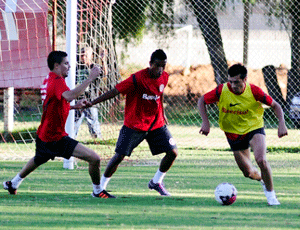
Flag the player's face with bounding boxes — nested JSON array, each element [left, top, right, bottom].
[[149, 59, 167, 79], [58, 57, 70, 78], [228, 74, 247, 94]]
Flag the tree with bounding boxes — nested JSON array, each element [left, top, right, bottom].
[[112, 0, 228, 85], [186, 0, 228, 84], [260, 0, 300, 108], [286, 0, 300, 106]]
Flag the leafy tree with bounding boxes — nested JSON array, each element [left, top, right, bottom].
[[112, 0, 228, 84], [261, 0, 300, 106], [185, 0, 228, 84]]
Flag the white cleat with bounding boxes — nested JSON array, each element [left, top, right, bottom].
[[267, 196, 280, 206]]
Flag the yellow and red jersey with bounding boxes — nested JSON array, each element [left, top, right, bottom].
[[204, 82, 273, 135]]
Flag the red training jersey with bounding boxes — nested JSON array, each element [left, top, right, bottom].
[[115, 68, 168, 131], [37, 72, 70, 142]]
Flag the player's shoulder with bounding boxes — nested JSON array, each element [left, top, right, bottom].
[[249, 83, 264, 94], [134, 68, 147, 76]]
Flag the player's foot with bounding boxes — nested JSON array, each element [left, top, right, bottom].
[[148, 179, 171, 196], [267, 196, 280, 206], [3, 181, 17, 195], [92, 189, 116, 198]]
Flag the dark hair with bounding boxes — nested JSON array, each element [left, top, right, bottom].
[[150, 49, 167, 63], [47, 51, 68, 70], [228, 63, 247, 79]]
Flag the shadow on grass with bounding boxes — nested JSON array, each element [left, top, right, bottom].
[[1, 191, 299, 229]]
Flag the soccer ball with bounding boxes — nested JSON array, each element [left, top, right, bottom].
[[214, 182, 237, 205]]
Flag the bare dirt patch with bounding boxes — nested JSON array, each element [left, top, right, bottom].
[[165, 62, 288, 100]]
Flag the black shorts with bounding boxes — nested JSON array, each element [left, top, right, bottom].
[[226, 128, 265, 151], [115, 125, 177, 157], [34, 136, 79, 166]]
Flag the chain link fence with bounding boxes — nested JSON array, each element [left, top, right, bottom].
[[0, 0, 299, 161]]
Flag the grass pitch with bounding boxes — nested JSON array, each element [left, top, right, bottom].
[[0, 148, 299, 229]]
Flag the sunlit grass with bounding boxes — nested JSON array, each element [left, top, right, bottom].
[[1, 148, 299, 229]]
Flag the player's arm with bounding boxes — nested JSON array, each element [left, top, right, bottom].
[[270, 100, 288, 138], [251, 84, 288, 138], [161, 94, 169, 125], [63, 66, 100, 102], [198, 95, 210, 136], [198, 85, 222, 136], [88, 75, 133, 107], [90, 87, 120, 106]]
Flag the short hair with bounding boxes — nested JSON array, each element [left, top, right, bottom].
[[150, 49, 167, 63], [47, 51, 68, 70], [228, 63, 247, 79]]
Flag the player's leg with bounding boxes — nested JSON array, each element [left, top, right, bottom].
[[3, 137, 51, 195], [103, 153, 125, 178], [71, 143, 114, 198], [250, 133, 280, 205], [226, 132, 261, 181], [159, 148, 178, 173], [233, 149, 262, 181], [99, 153, 125, 193], [3, 157, 39, 195], [250, 133, 272, 189], [147, 126, 178, 196], [72, 143, 100, 184], [100, 126, 145, 197]]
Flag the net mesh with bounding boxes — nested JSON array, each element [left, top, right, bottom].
[[0, 0, 299, 161]]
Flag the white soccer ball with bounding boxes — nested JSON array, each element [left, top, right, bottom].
[[214, 182, 237, 205]]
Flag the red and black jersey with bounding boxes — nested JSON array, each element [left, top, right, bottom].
[[37, 72, 70, 142], [115, 68, 168, 131]]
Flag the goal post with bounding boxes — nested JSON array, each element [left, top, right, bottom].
[[63, 0, 78, 170]]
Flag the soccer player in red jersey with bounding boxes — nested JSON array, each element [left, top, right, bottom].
[[198, 63, 288, 205], [88, 49, 178, 197], [3, 51, 115, 198]]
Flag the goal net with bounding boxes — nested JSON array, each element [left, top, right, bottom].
[[0, 0, 122, 161]]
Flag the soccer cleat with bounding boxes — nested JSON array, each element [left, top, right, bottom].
[[267, 196, 280, 206], [148, 179, 171, 196], [3, 181, 17, 195], [92, 189, 116, 198]]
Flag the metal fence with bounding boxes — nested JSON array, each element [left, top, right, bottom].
[[0, 0, 299, 161]]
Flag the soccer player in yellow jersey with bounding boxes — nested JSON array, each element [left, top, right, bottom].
[[198, 63, 288, 205]]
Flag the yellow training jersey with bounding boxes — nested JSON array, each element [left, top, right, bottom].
[[218, 83, 264, 134]]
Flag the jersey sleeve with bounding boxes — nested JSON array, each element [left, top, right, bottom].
[[250, 84, 273, 106], [115, 75, 135, 95], [203, 84, 223, 104]]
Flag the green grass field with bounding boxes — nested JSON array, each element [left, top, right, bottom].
[[1, 148, 300, 230]]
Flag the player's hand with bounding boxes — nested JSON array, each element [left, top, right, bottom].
[[199, 122, 210, 136], [89, 66, 101, 81], [278, 123, 288, 138], [75, 99, 89, 109]]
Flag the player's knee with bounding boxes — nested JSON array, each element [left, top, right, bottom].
[[256, 157, 268, 169], [114, 153, 125, 163], [90, 151, 101, 166], [167, 149, 178, 159]]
